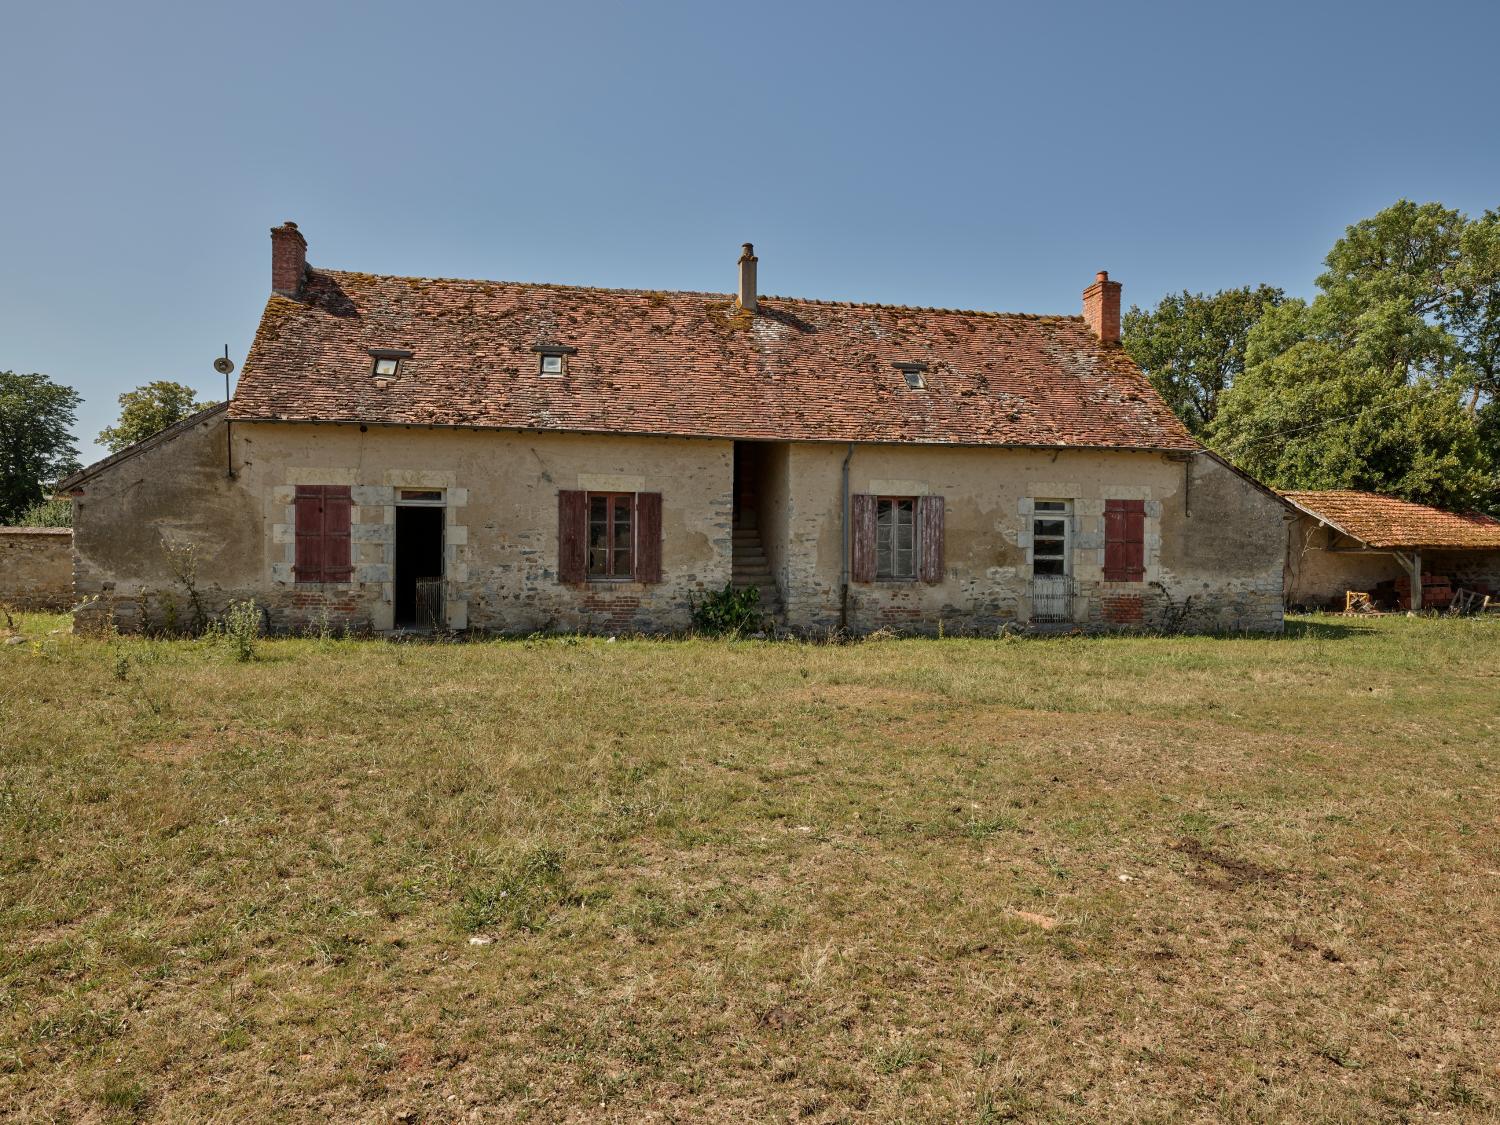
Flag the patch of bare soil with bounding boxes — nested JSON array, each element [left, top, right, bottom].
[[1175, 836, 1283, 890]]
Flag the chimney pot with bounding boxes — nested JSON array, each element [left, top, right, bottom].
[[737, 242, 758, 314], [1082, 269, 1122, 344], [271, 221, 308, 297]]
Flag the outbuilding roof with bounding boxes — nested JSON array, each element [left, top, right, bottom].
[[230, 267, 1198, 451], [1282, 490, 1500, 550]]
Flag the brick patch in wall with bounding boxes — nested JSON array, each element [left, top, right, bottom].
[[1102, 594, 1144, 625]]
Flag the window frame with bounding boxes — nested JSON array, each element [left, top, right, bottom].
[[539, 353, 565, 376], [372, 356, 400, 377], [586, 491, 636, 581], [875, 496, 919, 582], [1031, 499, 1073, 578]]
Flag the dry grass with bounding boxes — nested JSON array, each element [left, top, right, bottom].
[[1, 614, 1497, 1121]]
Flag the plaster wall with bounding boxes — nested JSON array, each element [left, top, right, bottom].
[[779, 444, 1287, 633], [71, 413, 1287, 635], [72, 415, 731, 633]]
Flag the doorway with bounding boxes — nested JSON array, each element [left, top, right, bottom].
[[395, 504, 445, 628]]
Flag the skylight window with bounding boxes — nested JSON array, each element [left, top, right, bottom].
[[368, 348, 412, 379], [893, 362, 928, 390], [534, 343, 576, 377]]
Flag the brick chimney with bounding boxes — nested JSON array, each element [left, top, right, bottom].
[[1082, 270, 1122, 344], [737, 242, 758, 314], [271, 221, 307, 297]]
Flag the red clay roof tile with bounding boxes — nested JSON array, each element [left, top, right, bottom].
[[1283, 490, 1500, 549], [230, 267, 1199, 451]]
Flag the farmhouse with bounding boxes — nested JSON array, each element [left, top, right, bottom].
[[61, 223, 1291, 635], [1285, 490, 1500, 612]]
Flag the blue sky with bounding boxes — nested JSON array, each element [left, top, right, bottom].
[[4, 0, 1499, 460]]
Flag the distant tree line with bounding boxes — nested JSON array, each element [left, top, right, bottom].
[[1124, 200, 1500, 512]]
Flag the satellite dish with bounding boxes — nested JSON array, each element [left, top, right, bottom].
[[214, 356, 236, 376]]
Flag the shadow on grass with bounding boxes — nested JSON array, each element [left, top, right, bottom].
[[1283, 617, 1378, 640]]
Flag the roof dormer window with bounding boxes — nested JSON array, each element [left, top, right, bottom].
[[368, 348, 412, 379], [534, 343, 577, 378], [893, 362, 928, 390]]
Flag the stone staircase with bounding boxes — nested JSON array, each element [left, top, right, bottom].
[[731, 519, 783, 623]]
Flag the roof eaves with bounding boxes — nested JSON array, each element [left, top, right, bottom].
[[228, 413, 1199, 453]]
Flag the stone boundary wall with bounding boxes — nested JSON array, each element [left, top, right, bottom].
[[0, 528, 74, 611]]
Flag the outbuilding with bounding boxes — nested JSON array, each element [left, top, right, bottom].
[[1284, 490, 1500, 611]]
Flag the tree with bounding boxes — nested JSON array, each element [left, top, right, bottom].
[[1444, 208, 1500, 409], [1210, 201, 1496, 512], [0, 370, 81, 524], [97, 381, 213, 453], [1122, 285, 1284, 435], [15, 497, 72, 527]]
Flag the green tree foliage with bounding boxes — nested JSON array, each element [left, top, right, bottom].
[[1210, 201, 1498, 512], [1122, 285, 1284, 435], [97, 381, 213, 453], [15, 497, 72, 527], [1446, 208, 1500, 406], [0, 370, 81, 524]]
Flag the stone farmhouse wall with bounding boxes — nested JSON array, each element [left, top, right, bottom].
[[70, 413, 730, 635], [770, 444, 1288, 635], [0, 528, 74, 611], [70, 410, 1288, 636]]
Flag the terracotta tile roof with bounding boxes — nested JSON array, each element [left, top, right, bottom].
[[230, 268, 1198, 451], [1283, 490, 1500, 549]]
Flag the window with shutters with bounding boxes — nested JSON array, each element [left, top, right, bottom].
[[557, 490, 662, 584], [1031, 499, 1071, 576], [1103, 498, 1146, 581], [876, 498, 917, 580], [852, 494, 944, 584], [293, 485, 353, 584]]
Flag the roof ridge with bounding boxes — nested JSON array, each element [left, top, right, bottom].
[[315, 268, 1080, 322]]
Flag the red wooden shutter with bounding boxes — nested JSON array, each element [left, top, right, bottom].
[[294, 485, 353, 583], [294, 485, 326, 583], [323, 486, 353, 581], [557, 490, 587, 584], [850, 494, 876, 583], [917, 494, 945, 584], [1103, 499, 1145, 581], [635, 492, 662, 583]]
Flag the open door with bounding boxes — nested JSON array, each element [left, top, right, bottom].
[[395, 498, 445, 628]]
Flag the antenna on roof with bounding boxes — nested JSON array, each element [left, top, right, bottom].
[[214, 345, 236, 479]]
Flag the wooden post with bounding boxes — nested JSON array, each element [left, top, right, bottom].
[[1396, 550, 1423, 611]]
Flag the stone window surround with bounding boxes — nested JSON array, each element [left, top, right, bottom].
[[271, 468, 470, 630], [1016, 483, 1162, 586]]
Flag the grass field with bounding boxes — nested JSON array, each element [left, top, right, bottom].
[[2, 613, 1497, 1121]]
